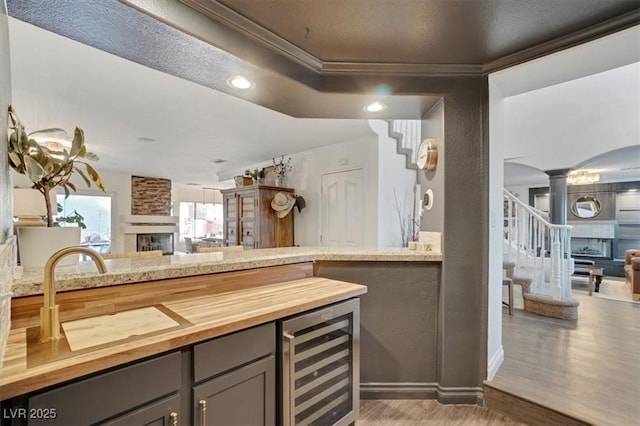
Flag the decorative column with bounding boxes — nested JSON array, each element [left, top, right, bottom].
[[544, 168, 571, 225]]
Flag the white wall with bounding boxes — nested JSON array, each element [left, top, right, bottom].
[[369, 120, 418, 248], [504, 185, 530, 204], [172, 185, 223, 205], [487, 77, 505, 380], [288, 136, 379, 247]]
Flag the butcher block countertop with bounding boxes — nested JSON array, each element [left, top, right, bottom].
[[1, 276, 367, 400], [12, 246, 441, 297]]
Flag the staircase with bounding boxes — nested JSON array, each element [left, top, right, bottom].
[[387, 120, 422, 169], [503, 189, 579, 319]]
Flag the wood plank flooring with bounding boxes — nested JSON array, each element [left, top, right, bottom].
[[358, 400, 525, 425], [487, 292, 640, 426]]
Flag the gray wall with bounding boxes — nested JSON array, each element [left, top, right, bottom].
[[0, 0, 12, 244], [420, 99, 445, 232], [323, 75, 488, 402]]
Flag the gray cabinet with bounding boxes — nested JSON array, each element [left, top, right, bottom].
[[27, 351, 182, 426], [101, 394, 181, 426], [193, 356, 275, 426], [9, 324, 277, 426], [192, 322, 276, 426]]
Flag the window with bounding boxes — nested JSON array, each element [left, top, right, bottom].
[[55, 194, 112, 253], [177, 202, 223, 241]]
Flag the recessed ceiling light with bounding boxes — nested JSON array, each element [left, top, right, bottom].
[[227, 75, 254, 90], [365, 101, 386, 112]]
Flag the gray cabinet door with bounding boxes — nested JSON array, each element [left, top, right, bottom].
[[27, 352, 181, 426], [193, 355, 275, 426], [100, 394, 181, 426]]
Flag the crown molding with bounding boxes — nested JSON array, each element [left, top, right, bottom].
[[179, 0, 323, 72], [321, 62, 482, 77], [178, 1, 639, 79], [483, 9, 640, 74]]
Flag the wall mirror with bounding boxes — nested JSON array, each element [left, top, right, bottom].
[[571, 196, 601, 219]]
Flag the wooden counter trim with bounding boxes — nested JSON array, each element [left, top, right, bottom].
[[1, 277, 366, 400], [10, 262, 313, 329]]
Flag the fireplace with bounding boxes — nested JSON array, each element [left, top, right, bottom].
[[571, 237, 612, 259], [137, 233, 174, 255]]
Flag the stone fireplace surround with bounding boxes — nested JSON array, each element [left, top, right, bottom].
[[123, 176, 178, 253]]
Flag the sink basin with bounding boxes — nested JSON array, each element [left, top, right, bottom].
[[62, 305, 183, 351], [27, 305, 192, 367]]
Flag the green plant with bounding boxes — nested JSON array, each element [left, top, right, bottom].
[[7, 105, 106, 227], [53, 203, 87, 229]]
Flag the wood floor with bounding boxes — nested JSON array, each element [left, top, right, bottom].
[[487, 291, 640, 426], [358, 400, 525, 425]]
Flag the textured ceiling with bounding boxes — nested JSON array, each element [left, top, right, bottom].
[[212, 0, 639, 65], [6, 0, 640, 187]]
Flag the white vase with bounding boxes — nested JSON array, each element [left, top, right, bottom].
[[17, 227, 82, 270], [275, 176, 286, 187]]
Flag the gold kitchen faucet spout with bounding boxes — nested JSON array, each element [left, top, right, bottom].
[[40, 246, 108, 343]]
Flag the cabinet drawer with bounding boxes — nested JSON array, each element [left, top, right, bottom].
[[28, 351, 181, 426], [193, 323, 274, 382]]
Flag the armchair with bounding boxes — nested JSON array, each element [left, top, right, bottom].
[[624, 249, 640, 301]]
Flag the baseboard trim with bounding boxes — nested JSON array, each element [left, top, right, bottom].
[[360, 382, 438, 400], [487, 345, 505, 381], [436, 384, 484, 405], [361, 382, 484, 404]]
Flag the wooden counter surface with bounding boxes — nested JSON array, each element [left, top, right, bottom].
[[1, 276, 367, 400]]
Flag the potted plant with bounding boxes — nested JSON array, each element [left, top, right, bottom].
[[7, 105, 106, 268]]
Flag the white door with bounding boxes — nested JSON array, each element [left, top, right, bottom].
[[320, 169, 365, 246]]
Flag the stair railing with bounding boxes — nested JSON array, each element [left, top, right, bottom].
[[503, 189, 573, 300]]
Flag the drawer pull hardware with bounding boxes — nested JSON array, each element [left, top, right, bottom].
[[170, 412, 178, 426], [199, 400, 207, 426]]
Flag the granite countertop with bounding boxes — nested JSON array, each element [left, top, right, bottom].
[[12, 246, 442, 297]]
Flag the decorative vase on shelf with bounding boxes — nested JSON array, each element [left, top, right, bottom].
[[275, 176, 285, 187]]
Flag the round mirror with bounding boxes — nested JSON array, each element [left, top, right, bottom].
[[571, 196, 601, 219]]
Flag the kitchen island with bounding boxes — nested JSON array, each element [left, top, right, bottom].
[[2, 247, 443, 424]]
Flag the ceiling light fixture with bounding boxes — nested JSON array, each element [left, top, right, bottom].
[[365, 101, 386, 112], [211, 158, 228, 164], [227, 75, 254, 90], [567, 170, 600, 185]]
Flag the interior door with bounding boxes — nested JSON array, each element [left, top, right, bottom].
[[320, 169, 364, 246]]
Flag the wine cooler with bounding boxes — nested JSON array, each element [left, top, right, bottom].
[[279, 298, 360, 426]]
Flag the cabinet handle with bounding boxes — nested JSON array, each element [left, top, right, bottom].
[[169, 412, 178, 426], [283, 332, 296, 426], [199, 400, 207, 426]]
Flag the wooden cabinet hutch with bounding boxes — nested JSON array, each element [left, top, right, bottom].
[[221, 185, 294, 249]]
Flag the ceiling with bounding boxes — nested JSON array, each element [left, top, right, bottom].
[[6, 0, 640, 188]]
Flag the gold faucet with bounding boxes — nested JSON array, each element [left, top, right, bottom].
[[40, 246, 108, 343]]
